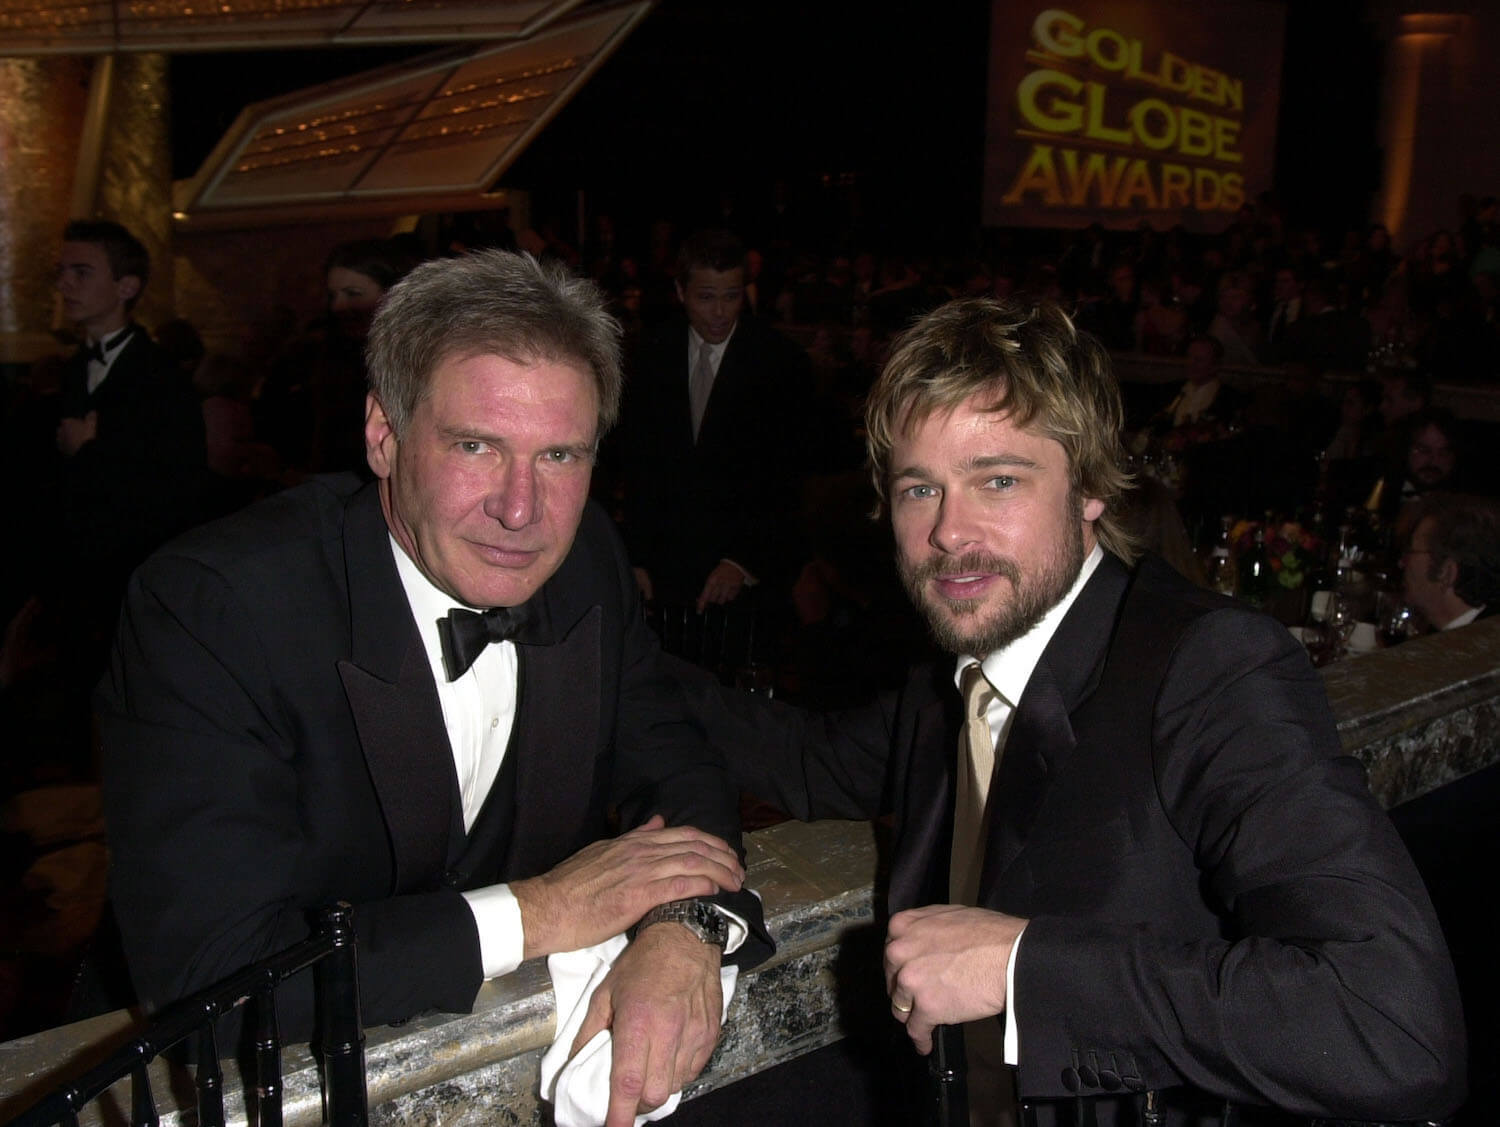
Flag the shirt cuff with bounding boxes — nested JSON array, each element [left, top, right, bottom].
[[461, 883, 525, 980], [720, 559, 758, 587], [713, 904, 748, 956], [1004, 922, 1026, 1065]]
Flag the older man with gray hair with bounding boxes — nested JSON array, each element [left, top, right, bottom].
[[102, 250, 769, 1127]]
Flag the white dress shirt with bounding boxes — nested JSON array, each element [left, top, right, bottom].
[[1442, 604, 1484, 631], [686, 324, 733, 390], [85, 324, 135, 395], [391, 537, 525, 980], [951, 544, 1104, 1064], [390, 536, 748, 979]]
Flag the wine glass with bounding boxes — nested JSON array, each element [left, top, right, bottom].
[[1325, 593, 1358, 661], [1377, 595, 1419, 648]]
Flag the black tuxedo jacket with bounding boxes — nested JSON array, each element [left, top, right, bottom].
[[617, 316, 811, 598], [51, 328, 208, 586], [692, 553, 1465, 1121], [60, 327, 204, 469], [101, 476, 770, 1036]]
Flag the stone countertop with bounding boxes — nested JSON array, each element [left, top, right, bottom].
[[0, 819, 881, 1127], [4, 617, 1498, 1123], [1326, 615, 1500, 807]]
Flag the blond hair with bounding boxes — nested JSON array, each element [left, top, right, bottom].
[[865, 297, 1137, 562]]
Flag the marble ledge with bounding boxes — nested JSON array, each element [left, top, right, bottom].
[[0, 820, 881, 1127], [1327, 615, 1500, 807], [5, 618, 1499, 1124]]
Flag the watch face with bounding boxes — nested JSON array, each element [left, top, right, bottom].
[[679, 901, 727, 946]]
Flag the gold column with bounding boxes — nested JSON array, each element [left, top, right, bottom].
[[0, 56, 91, 364], [92, 52, 174, 329], [0, 52, 172, 367], [1374, 13, 1467, 248]]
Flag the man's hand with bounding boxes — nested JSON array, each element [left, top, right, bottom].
[[56, 411, 98, 457], [884, 904, 1027, 1055], [695, 561, 745, 613], [571, 923, 723, 1127], [632, 567, 654, 604], [512, 815, 743, 959]]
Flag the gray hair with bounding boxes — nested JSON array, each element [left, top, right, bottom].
[[366, 250, 623, 440]]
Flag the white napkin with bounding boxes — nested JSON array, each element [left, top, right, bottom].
[[540, 934, 738, 1127]]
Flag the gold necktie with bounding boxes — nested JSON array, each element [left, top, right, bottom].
[[951, 663, 1018, 1127], [950, 662, 997, 905], [689, 341, 715, 440]]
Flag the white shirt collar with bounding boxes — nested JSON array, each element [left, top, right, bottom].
[[953, 544, 1104, 706], [688, 322, 736, 368], [1441, 604, 1484, 631], [389, 533, 475, 677], [85, 324, 134, 393]]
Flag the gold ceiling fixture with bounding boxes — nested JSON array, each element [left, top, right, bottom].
[[0, 0, 585, 55], [170, 2, 651, 228]]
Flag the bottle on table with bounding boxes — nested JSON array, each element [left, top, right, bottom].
[[1206, 515, 1237, 597], [1238, 526, 1272, 609]]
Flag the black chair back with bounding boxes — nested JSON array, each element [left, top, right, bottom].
[[10, 903, 366, 1127]]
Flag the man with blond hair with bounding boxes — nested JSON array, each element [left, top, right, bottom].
[[693, 297, 1464, 1124]]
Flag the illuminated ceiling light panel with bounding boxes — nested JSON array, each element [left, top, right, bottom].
[[172, 2, 649, 226], [0, 0, 582, 54]]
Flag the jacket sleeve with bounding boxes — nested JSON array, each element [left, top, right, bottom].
[[1011, 608, 1467, 1119], [667, 652, 898, 825], [100, 554, 483, 1039], [590, 509, 778, 968]]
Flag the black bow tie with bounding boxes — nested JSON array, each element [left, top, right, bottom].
[[438, 604, 537, 680], [85, 326, 132, 365]]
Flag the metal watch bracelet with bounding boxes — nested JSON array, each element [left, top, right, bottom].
[[629, 898, 729, 948]]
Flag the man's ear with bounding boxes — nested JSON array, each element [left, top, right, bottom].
[[1437, 555, 1460, 591], [115, 274, 142, 306], [365, 393, 397, 479], [674, 279, 685, 305], [1081, 496, 1105, 523]]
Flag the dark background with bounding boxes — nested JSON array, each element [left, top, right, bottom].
[[168, 0, 1385, 250]]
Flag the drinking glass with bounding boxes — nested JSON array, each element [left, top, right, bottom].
[[1377, 595, 1419, 648]]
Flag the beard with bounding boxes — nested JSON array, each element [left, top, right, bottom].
[[898, 515, 1087, 658]]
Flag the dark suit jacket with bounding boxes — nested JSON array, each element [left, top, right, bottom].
[[51, 328, 208, 594], [60, 327, 204, 469], [691, 553, 1465, 1121], [617, 316, 811, 599], [100, 475, 770, 1036]]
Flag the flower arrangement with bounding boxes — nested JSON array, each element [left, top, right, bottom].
[[1230, 519, 1326, 589]]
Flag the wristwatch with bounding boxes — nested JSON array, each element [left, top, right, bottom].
[[631, 898, 729, 948]]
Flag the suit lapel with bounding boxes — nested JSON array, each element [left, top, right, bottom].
[[981, 662, 1073, 892], [654, 329, 697, 448], [979, 554, 1132, 901], [506, 601, 602, 876], [889, 666, 962, 912], [63, 328, 143, 415], [336, 484, 454, 895]]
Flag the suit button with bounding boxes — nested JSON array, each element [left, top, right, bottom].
[[1078, 1064, 1098, 1088], [442, 869, 462, 888], [1098, 1069, 1121, 1091], [1061, 1067, 1079, 1092]]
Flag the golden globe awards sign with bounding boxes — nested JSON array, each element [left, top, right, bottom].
[[983, 2, 1285, 230]]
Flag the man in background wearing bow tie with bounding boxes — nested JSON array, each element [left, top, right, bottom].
[[47, 220, 206, 619], [101, 250, 770, 1127]]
